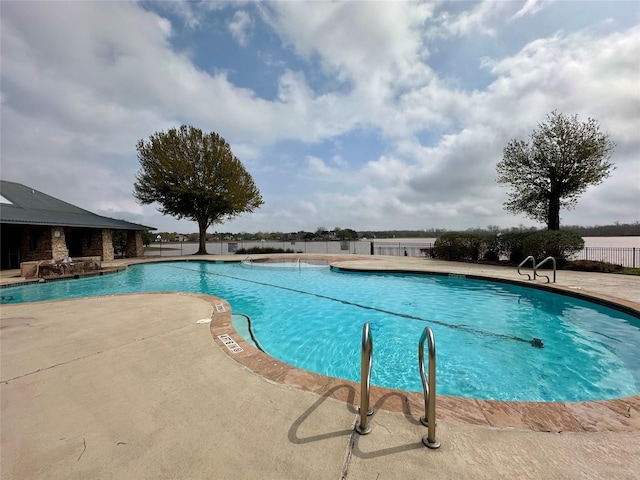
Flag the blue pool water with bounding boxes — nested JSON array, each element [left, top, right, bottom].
[[2, 261, 639, 402]]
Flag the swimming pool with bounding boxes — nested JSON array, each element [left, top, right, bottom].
[[2, 260, 639, 402]]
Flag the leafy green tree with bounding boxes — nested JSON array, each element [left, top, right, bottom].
[[497, 111, 615, 230], [141, 230, 153, 246], [112, 230, 127, 256], [338, 228, 358, 240], [133, 125, 263, 254]]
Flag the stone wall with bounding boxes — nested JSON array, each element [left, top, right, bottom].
[[15, 226, 146, 266], [80, 228, 114, 261], [82, 228, 114, 261], [21, 226, 69, 262]]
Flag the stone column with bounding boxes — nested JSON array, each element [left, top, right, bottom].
[[101, 229, 115, 261], [51, 227, 69, 261], [126, 230, 144, 258]]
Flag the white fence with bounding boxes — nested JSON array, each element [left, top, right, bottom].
[[146, 240, 432, 257], [146, 241, 639, 268]]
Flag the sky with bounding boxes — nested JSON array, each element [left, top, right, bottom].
[[1, 1, 639, 235]]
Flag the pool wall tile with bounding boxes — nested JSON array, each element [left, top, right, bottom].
[[593, 398, 633, 418], [431, 396, 489, 426], [566, 401, 638, 432], [502, 402, 583, 432], [475, 400, 539, 430]]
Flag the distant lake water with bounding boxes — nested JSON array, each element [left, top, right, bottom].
[[583, 237, 639, 248]]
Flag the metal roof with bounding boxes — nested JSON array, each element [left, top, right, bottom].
[[0, 180, 155, 231]]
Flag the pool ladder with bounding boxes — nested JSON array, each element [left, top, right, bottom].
[[418, 326, 440, 448], [356, 323, 440, 448], [356, 323, 374, 434], [517, 256, 556, 283]]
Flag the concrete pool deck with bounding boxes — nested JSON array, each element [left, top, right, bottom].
[[1, 255, 639, 479]]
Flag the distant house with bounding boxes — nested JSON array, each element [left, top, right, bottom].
[[0, 180, 154, 269], [318, 230, 337, 240]]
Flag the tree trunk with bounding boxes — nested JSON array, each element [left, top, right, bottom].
[[548, 173, 561, 230], [195, 218, 209, 255], [548, 200, 560, 230]]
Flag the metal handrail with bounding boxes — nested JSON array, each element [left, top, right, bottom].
[[517, 255, 536, 280], [534, 256, 556, 283], [418, 326, 440, 449], [356, 322, 373, 435]]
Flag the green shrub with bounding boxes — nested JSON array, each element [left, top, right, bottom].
[[480, 232, 501, 261], [434, 230, 585, 265], [563, 260, 623, 273], [500, 230, 584, 265], [526, 230, 584, 264], [433, 232, 485, 261], [498, 232, 529, 262]]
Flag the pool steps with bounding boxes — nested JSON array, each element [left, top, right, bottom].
[[357, 322, 440, 448], [240, 257, 309, 271]]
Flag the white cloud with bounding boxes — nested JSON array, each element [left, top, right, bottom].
[[151, 0, 228, 30], [302, 155, 360, 189], [1, 1, 637, 234], [287, 21, 640, 231], [478, 25, 640, 144], [306, 156, 333, 176], [330, 155, 347, 168], [94, 199, 144, 216], [430, 0, 508, 38], [362, 155, 412, 184], [510, 0, 555, 21], [228, 10, 253, 46], [263, 2, 436, 130], [1, 2, 357, 151]]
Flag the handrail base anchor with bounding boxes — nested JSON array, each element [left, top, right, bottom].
[[356, 406, 374, 435], [419, 416, 437, 427], [422, 435, 441, 449], [356, 424, 372, 435], [356, 425, 371, 435]]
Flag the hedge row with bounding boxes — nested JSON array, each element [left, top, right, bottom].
[[432, 230, 584, 264]]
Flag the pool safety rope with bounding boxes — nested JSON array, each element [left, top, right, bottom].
[[165, 264, 544, 349]]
